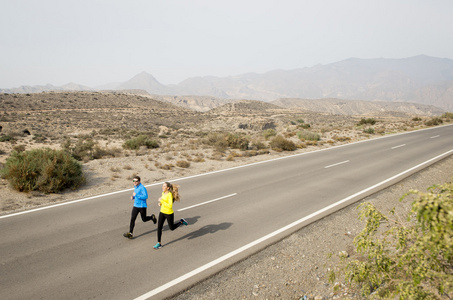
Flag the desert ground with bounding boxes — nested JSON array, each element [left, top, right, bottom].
[[1, 91, 452, 299]]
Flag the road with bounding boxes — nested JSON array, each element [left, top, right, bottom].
[[1, 125, 452, 300]]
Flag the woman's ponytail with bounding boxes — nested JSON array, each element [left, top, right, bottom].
[[172, 184, 180, 202], [166, 182, 180, 202]]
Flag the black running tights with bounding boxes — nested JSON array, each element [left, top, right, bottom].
[[157, 212, 181, 243], [129, 206, 153, 233]]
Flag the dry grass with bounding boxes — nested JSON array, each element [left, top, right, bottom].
[[0, 91, 449, 213], [0, 92, 438, 164]]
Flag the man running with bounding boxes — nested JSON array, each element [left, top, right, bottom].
[[123, 176, 157, 239]]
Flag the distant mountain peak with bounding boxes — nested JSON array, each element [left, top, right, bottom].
[[117, 71, 171, 94], [131, 71, 159, 82]]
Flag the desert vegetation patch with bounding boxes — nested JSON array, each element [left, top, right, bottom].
[[0, 91, 450, 202]]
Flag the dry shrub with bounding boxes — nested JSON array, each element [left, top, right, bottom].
[[305, 140, 318, 146], [160, 164, 174, 170], [13, 144, 26, 153], [284, 131, 296, 138], [229, 151, 242, 158], [243, 150, 258, 157], [251, 141, 267, 150], [192, 157, 205, 163], [93, 146, 122, 159], [226, 133, 249, 150], [1, 148, 85, 193], [333, 135, 351, 142], [269, 135, 297, 151], [210, 152, 223, 161], [297, 130, 320, 141], [425, 117, 443, 126], [176, 160, 190, 168], [123, 135, 159, 150], [263, 129, 276, 140], [155, 162, 174, 170]]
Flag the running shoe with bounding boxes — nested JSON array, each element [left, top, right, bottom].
[[151, 214, 157, 224], [181, 218, 188, 226], [153, 243, 162, 249], [123, 232, 133, 239]]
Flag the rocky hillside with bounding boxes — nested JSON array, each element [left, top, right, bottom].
[[147, 94, 234, 112], [271, 98, 445, 117], [0, 91, 206, 138], [3, 56, 453, 111], [209, 100, 287, 114], [156, 95, 444, 117]]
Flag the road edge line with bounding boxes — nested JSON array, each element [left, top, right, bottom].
[[134, 148, 453, 300]]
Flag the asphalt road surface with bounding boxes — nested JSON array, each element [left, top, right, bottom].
[[1, 125, 452, 300]]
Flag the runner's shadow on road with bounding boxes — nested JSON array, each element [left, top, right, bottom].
[[164, 220, 232, 247], [134, 216, 201, 239]]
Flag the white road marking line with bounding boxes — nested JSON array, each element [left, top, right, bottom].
[[430, 135, 440, 139], [177, 193, 237, 212], [134, 148, 453, 300], [391, 144, 406, 149], [324, 160, 349, 168], [0, 188, 135, 219], [2, 124, 451, 220]]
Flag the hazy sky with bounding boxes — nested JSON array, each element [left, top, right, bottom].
[[1, 0, 452, 88]]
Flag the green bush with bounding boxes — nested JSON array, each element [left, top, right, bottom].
[[297, 130, 320, 141], [226, 133, 249, 150], [425, 117, 444, 126], [296, 119, 311, 129], [269, 135, 296, 151], [330, 182, 453, 299], [92, 146, 122, 159], [298, 123, 311, 129], [358, 118, 377, 126], [0, 135, 14, 142], [203, 132, 228, 152], [61, 137, 96, 161], [263, 129, 277, 140], [203, 132, 249, 151], [123, 135, 159, 150], [363, 127, 375, 134], [441, 112, 453, 119], [61, 137, 122, 160], [73, 138, 96, 160], [1, 148, 85, 193]]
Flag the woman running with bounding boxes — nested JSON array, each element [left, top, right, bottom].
[[154, 182, 187, 249]]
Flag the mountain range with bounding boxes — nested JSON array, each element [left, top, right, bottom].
[[2, 55, 452, 111]]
